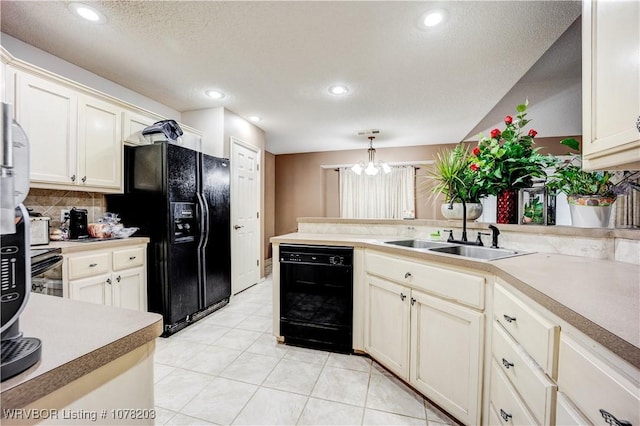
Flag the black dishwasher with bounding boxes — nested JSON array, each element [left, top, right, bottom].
[[280, 244, 353, 353]]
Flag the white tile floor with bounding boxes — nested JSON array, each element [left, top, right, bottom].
[[153, 276, 457, 426]]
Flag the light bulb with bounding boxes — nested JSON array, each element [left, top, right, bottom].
[[351, 164, 363, 175], [382, 163, 391, 174], [365, 162, 379, 176]]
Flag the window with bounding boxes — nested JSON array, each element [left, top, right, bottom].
[[339, 166, 415, 219]]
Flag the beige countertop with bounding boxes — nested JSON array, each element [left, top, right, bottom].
[[39, 237, 150, 254], [271, 232, 640, 369], [0, 294, 163, 411]]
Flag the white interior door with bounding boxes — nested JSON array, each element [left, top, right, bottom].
[[230, 137, 261, 294]]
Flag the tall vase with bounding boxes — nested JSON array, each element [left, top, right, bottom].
[[497, 189, 518, 224]]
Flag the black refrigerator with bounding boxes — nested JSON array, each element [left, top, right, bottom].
[[107, 142, 231, 336]]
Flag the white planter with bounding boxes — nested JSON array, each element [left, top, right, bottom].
[[441, 203, 483, 220], [567, 195, 616, 228]]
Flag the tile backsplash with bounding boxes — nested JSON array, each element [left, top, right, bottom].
[[24, 188, 106, 229]]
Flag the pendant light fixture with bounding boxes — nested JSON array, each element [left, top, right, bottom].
[[351, 136, 391, 176]]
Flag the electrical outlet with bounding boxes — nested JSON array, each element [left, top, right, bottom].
[[60, 209, 70, 223]]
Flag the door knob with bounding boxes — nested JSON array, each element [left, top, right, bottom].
[[234, 225, 244, 230]]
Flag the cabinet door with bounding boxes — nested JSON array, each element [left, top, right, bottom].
[[122, 110, 156, 145], [69, 273, 113, 306], [112, 267, 146, 311], [78, 95, 122, 190], [364, 274, 410, 380], [15, 71, 78, 185], [582, 0, 640, 170], [410, 290, 484, 426]]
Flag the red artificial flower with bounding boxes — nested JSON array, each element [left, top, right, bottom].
[[528, 129, 538, 137], [490, 128, 501, 139], [472, 146, 480, 156], [470, 163, 480, 171], [504, 115, 513, 125]]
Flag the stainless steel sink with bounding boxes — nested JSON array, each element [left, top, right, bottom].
[[385, 240, 453, 250], [428, 245, 529, 261]]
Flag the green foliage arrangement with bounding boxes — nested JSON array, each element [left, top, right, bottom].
[[426, 144, 487, 203], [469, 100, 553, 195]]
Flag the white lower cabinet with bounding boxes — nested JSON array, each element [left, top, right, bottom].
[[557, 333, 639, 426], [410, 291, 484, 425], [364, 275, 410, 380], [65, 243, 147, 311], [364, 250, 486, 426], [555, 392, 590, 426]]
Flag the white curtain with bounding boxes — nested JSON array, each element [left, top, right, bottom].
[[339, 166, 415, 219]]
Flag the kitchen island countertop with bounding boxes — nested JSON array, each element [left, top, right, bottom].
[[0, 294, 163, 411], [271, 232, 640, 369]]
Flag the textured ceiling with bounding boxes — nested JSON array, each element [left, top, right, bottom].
[[0, 1, 581, 154]]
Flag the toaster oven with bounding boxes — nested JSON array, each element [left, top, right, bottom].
[[30, 216, 50, 246]]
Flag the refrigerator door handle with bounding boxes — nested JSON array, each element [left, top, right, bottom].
[[196, 192, 210, 250]]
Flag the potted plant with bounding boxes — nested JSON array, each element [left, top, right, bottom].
[[469, 100, 554, 223], [547, 138, 640, 227], [425, 144, 486, 220]]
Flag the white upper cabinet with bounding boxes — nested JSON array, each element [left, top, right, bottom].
[[78, 94, 122, 190], [122, 110, 158, 146], [15, 71, 79, 186], [582, 0, 640, 170]]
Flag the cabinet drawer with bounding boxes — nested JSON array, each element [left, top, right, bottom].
[[113, 246, 145, 271], [558, 334, 639, 426], [492, 322, 556, 425], [494, 282, 559, 377], [67, 252, 110, 280], [555, 392, 591, 426], [490, 358, 537, 426], [365, 251, 485, 309]]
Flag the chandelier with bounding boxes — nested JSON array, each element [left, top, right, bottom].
[[351, 136, 391, 176]]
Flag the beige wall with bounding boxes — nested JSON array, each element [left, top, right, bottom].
[[274, 137, 573, 236], [264, 151, 276, 260]]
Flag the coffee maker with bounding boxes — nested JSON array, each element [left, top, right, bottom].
[[69, 207, 89, 240], [1, 102, 42, 381]]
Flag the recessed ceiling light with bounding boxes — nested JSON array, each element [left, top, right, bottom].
[[328, 85, 349, 96], [69, 3, 106, 24], [422, 9, 447, 27], [205, 90, 225, 99], [248, 116, 262, 122]]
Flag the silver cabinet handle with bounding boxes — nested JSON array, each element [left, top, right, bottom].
[[404, 272, 412, 279], [500, 409, 512, 422], [81, 176, 86, 183], [89, 263, 97, 267], [503, 314, 516, 323], [70, 174, 76, 182], [106, 278, 112, 285]]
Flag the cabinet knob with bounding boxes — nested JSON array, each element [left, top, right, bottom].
[[70, 174, 76, 182], [404, 272, 412, 279], [400, 292, 407, 301], [106, 278, 112, 285], [502, 358, 514, 369], [81, 176, 86, 183], [636, 115, 640, 133], [411, 297, 416, 306], [89, 263, 97, 267], [503, 314, 517, 323], [129, 256, 137, 260], [116, 275, 121, 282], [500, 409, 512, 422], [600, 409, 632, 426]]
